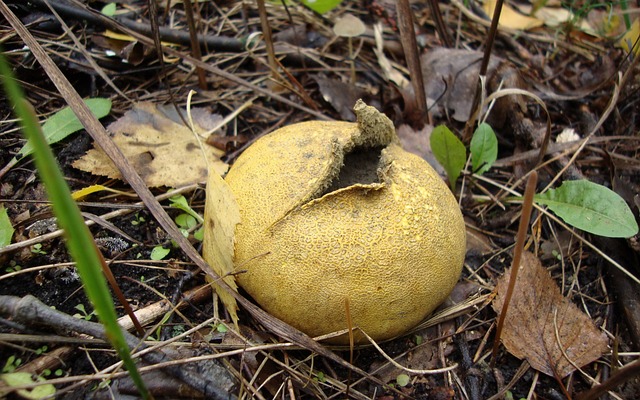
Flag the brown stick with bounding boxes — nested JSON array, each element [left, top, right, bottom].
[[576, 357, 640, 400], [427, 0, 452, 47], [396, 0, 427, 128], [182, 0, 207, 89], [464, 0, 504, 141]]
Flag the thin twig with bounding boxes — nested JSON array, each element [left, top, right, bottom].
[[182, 0, 207, 89]]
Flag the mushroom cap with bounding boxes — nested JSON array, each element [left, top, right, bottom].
[[333, 14, 366, 38], [224, 106, 466, 344]]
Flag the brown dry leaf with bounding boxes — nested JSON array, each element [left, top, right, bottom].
[[422, 48, 492, 122], [202, 170, 240, 327], [73, 102, 228, 187], [421, 48, 525, 128], [396, 124, 445, 176], [314, 75, 368, 121], [492, 251, 609, 378]]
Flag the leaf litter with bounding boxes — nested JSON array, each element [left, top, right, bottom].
[[492, 251, 609, 378], [2, 0, 640, 398], [73, 102, 228, 187]]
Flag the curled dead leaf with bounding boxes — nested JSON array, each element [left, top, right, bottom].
[[492, 251, 609, 378], [202, 170, 241, 327]]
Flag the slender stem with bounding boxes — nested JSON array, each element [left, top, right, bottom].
[[464, 0, 504, 140], [396, 0, 428, 127], [490, 171, 538, 367], [427, 0, 452, 47], [182, 0, 207, 89], [256, 0, 280, 85]]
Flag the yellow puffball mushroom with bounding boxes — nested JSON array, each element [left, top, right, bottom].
[[213, 100, 465, 344]]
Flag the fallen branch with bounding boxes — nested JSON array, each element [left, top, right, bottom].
[[0, 294, 234, 400]]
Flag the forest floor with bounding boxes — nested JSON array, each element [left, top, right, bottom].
[[0, 0, 640, 399]]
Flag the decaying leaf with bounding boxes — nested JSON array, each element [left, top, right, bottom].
[[396, 123, 445, 176], [73, 102, 228, 187], [314, 75, 369, 121], [203, 170, 241, 327], [421, 48, 526, 127], [373, 23, 409, 88], [619, 18, 640, 55], [483, 0, 543, 31], [492, 251, 609, 378]]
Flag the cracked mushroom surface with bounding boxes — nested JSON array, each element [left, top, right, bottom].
[[219, 100, 466, 344]]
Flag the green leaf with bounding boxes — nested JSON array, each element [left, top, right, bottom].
[[396, 373, 410, 387], [300, 0, 342, 14], [193, 226, 204, 242], [0, 206, 14, 248], [534, 180, 639, 238], [0, 372, 56, 399], [150, 246, 171, 260], [175, 213, 197, 229], [14, 98, 111, 162], [430, 125, 466, 189], [101, 3, 116, 16], [470, 122, 498, 175], [169, 194, 204, 223]]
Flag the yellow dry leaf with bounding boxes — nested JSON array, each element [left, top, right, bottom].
[[71, 184, 134, 201], [73, 102, 228, 187], [203, 170, 241, 327], [618, 19, 640, 55], [483, 0, 544, 31]]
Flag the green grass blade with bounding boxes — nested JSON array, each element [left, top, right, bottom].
[[0, 51, 150, 399]]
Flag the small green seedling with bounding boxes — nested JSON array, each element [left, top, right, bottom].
[[396, 373, 411, 387], [169, 195, 203, 223], [73, 303, 97, 321], [131, 213, 145, 226], [101, 3, 116, 16], [170, 194, 205, 242], [150, 246, 171, 260], [313, 371, 326, 383], [430, 122, 498, 189], [0, 372, 56, 399], [175, 213, 198, 238], [41, 368, 64, 378], [430, 125, 466, 190], [30, 243, 46, 255], [2, 355, 22, 373], [431, 123, 638, 239], [5, 261, 21, 273]]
